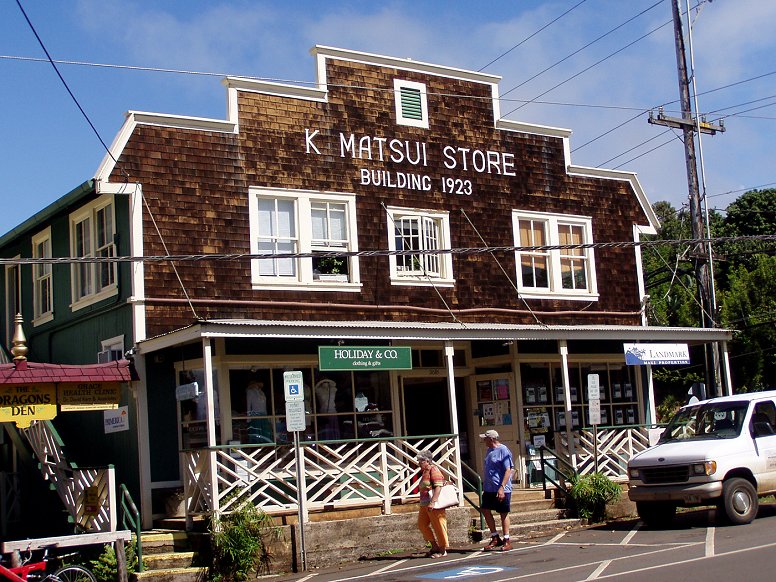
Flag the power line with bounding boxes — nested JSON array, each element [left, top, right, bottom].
[[4, 234, 774, 266], [478, 0, 589, 72]]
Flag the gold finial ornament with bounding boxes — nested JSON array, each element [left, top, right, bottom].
[[11, 313, 28, 362]]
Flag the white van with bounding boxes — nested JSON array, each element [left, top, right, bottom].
[[627, 390, 776, 526]]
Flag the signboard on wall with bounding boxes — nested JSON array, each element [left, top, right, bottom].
[[318, 346, 412, 371], [623, 343, 690, 366], [59, 382, 121, 411], [0, 383, 57, 427]]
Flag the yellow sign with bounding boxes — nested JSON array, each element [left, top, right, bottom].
[[0, 384, 57, 428], [83, 486, 100, 517], [58, 382, 121, 411]]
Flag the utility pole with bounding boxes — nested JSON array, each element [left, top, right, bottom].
[[648, 0, 725, 396]]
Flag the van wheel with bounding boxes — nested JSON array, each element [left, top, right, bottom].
[[636, 501, 676, 527], [722, 478, 758, 524]]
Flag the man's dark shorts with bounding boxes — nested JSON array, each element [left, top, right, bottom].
[[482, 491, 511, 514]]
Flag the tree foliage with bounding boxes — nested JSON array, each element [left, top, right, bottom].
[[644, 189, 776, 396]]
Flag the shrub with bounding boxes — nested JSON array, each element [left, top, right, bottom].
[[90, 542, 143, 582], [568, 472, 621, 522], [208, 499, 280, 581]]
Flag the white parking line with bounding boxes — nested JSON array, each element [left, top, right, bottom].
[[544, 532, 567, 545], [585, 559, 612, 580], [705, 526, 715, 557], [620, 522, 640, 545]]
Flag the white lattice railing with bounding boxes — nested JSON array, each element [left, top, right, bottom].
[[182, 435, 459, 520], [555, 426, 653, 481], [21, 420, 117, 532]]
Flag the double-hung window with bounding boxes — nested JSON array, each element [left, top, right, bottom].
[[70, 196, 117, 310], [249, 187, 359, 289], [386, 207, 453, 286], [32, 227, 53, 325], [512, 210, 597, 300]]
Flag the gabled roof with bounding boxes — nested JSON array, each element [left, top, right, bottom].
[[0, 359, 135, 384]]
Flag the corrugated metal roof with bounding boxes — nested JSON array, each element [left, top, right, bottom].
[[137, 319, 733, 353]]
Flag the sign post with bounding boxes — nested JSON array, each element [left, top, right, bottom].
[[283, 371, 307, 571], [587, 374, 601, 473]]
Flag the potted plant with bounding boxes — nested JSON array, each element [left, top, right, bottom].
[[314, 256, 348, 281]]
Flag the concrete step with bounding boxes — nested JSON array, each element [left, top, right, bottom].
[[143, 551, 197, 570], [131, 566, 207, 582], [140, 531, 192, 555]]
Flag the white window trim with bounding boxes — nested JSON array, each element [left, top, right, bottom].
[[248, 187, 361, 291], [99, 334, 125, 362], [394, 79, 429, 129], [512, 209, 598, 301], [32, 227, 54, 326], [385, 206, 454, 287], [69, 194, 118, 312], [4, 258, 20, 349]]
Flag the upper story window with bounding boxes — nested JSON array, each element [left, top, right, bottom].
[[70, 196, 118, 311], [248, 187, 360, 290], [512, 210, 598, 301], [394, 79, 429, 129], [98, 335, 125, 363], [32, 227, 53, 325], [385, 206, 454, 287]]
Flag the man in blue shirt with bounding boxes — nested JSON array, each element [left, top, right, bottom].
[[480, 429, 514, 550]]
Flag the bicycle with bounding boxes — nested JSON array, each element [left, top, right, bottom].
[[0, 547, 96, 582]]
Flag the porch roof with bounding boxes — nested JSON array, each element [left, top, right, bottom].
[[0, 359, 135, 384], [136, 319, 734, 353]]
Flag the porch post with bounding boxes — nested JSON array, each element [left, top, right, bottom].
[[202, 338, 219, 512], [444, 342, 464, 503], [720, 341, 733, 396], [559, 341, 576, 468], [645, 364, 657, 425]]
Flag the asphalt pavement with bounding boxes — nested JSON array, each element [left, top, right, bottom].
[[278, 502, 776, 582]]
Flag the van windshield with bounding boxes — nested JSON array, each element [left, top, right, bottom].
[[659, 401, 749, 443]]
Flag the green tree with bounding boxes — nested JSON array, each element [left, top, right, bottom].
[[720, 254, 776, 391]]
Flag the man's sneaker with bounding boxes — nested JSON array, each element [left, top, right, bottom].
[[483, 536, 502, 551], [499, 539, 513, 551]]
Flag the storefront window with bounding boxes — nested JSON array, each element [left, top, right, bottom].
[[223, 367, 394, 444], [179, 369, 220, 449]]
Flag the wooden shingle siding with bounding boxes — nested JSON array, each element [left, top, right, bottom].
[[110, 57, 648, 338]]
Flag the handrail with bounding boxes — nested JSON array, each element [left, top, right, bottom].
[[539, 445, 576, 501], [460, 460, 484, 530], [119, 485, 143, 572]]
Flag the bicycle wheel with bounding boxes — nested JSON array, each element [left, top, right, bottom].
[[49, 565, 97, 582]]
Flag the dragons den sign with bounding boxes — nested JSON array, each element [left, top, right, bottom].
[[0, 383, 57, 427], [318, 346, 413, 371]]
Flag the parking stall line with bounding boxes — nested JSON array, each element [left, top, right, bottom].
[[585, 559, 612, 580], [591, 539, 776, 580], [620, 522, 640, 545], [705, 526, 715, 557]]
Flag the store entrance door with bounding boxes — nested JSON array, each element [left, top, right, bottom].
[[401, 377, 451, 436]]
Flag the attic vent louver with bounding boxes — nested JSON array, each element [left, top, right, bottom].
[[400, 87, 423, 120], [394, 79, 429, 129]]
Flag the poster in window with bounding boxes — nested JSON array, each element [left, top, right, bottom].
[[570, 386, 578, 403], [478, 381, 493, 402], [624, 383, 633, 399], [538, 386, 548, 403], [494, 379, 509, 400], [526, 385, 536, 404], [555, 386, 564, 403], [482, 402, 495, 425], [626, 407, 635, 424], [613, 383, 622, 399], [615, 408, 624, 424]]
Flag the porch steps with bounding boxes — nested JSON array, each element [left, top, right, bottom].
[[469, 488, 581, 541], [131, 531, 206, 582]]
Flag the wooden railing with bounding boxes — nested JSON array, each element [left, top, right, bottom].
[[21, 420, 118, 532], [182, 434, 459, 520], [555, 424, 658, 481]]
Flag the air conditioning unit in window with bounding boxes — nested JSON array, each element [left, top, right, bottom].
[[97, 348, 124, 363]]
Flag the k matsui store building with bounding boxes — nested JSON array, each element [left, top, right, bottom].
[[0, 46, 731, 538]]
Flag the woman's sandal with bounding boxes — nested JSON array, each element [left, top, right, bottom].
[[430, 551, 447, 558]]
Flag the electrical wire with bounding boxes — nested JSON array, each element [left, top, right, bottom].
[[3, 234, 773, 266], [478, 0, 589, 72]]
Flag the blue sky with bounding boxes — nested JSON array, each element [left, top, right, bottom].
[[1, 0, 774, 236]]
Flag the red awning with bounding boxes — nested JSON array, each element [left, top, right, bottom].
[[0, 359, 135, 384]]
